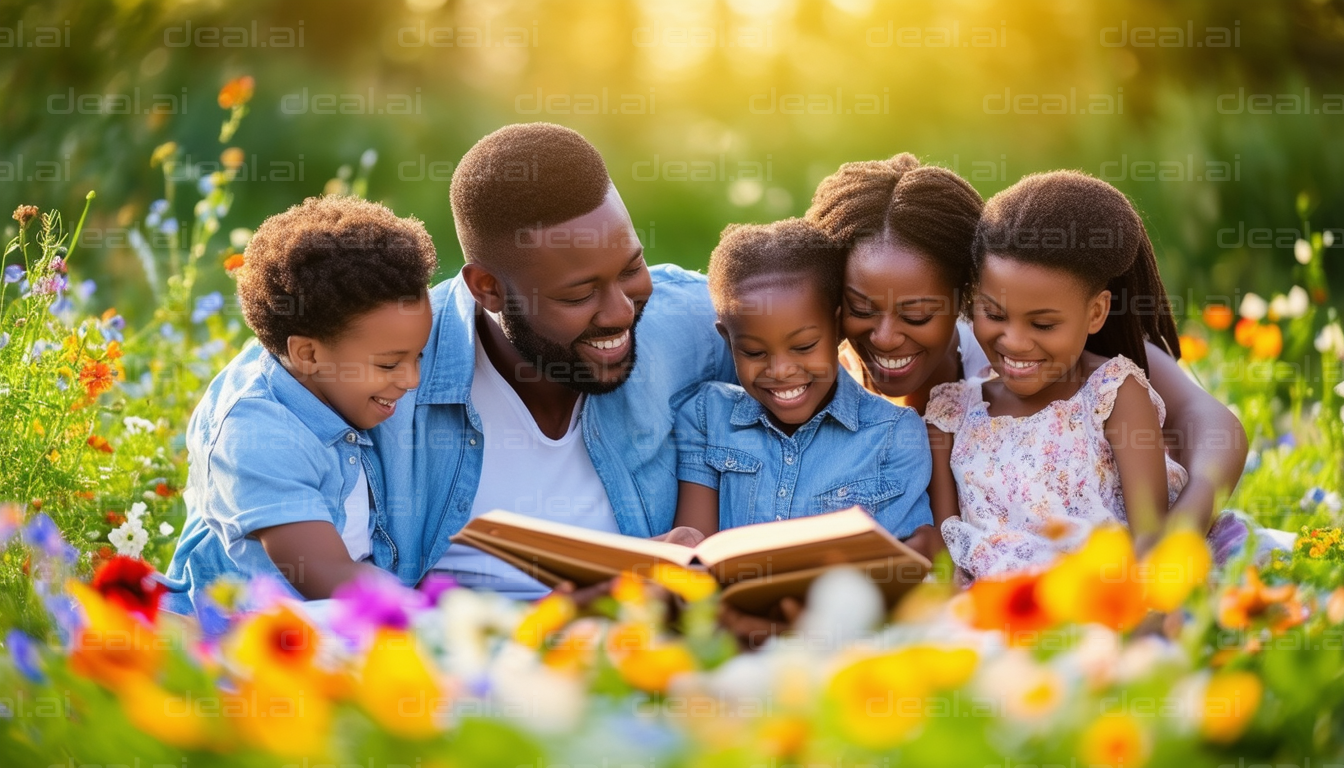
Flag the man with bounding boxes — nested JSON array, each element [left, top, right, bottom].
[[367, 122, 735, 596]]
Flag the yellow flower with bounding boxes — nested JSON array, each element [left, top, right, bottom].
[[357, 629, 444, 740], [1039, 526, 1148, 631], [616, 642, 696, 693], [1140, 528, 1211, 612], [1201, 671, 1262, 744], [828, 650, 928, 749], [542, 618, 603, 673], [1179, 335, 1209, 363], [514, 594, 575, 649], [1250, 323, 1283, 359], [150, 142, 178, 167], [648, 563, 718, 602], [1079, 714, 1150, 767], [66, 581, 163, 687], [118, 676, 216, 749], [230, 673, 333, 758]]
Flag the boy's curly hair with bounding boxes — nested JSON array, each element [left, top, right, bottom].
[[237, 196, 438, 356], [708, 218, 847, 314]]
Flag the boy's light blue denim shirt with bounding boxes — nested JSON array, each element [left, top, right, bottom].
[[367, 263, 736, 588], [675, 369, 934, 537], [162, 342, 382, 614]]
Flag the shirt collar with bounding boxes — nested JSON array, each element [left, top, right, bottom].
[[259, 349, 373, 447], [728, 367, 864, 433], [417, 274, 479, 406]]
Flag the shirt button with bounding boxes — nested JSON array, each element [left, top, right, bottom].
[[776, 515, 783, 521], [469, 438, 478, 446], [778, 489, 787, 498], [345, 432, 357, 443], [348, 456, 357, 465], [724, 458, 736, 469], [785, 455, 794, 464], [837, 487, 848, 497]]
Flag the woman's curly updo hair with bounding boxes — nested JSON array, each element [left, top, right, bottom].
[[805, 152, 984, 314], [972, 170, 1180, 374], [708, 218, 847, 315], [237, 196, 438, 356]]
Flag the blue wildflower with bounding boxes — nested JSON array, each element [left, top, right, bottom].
[[21, 514, 77, 564], [146, 199, 169, 227], [5, 630, 44, 684], [0, 333, 8, 351], [195, 339, 226, 360], [48, 295, 74, 320], [1244, 450, 1261, 474], [2, 265, 24, 284], [197, 174, 216, 196], [159, 217, 179, 236], [99, 313, 125, 343], [191, 291, 224, 323], [1277, 433, 1296, 449], [42, 594, 82, 644], [159, 322, 184, 343], [75, 279, 96, 301]]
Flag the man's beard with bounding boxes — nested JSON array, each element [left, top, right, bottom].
[[497, 303, 644, 396]]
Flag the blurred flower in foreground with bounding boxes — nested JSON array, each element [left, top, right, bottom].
[[1079, 714, 1150, 768], [90, 555, 166, 624], [1200, 671, 1263, 744], [218, 75, 255, 109], [357, 629, 444, 740], [1202, 304, 1233, 331], [1238, 292, 1267, 321], [1217, 567, 1304, 633], [1179, 334, 1209, 363], [330, 569, 428, 648]]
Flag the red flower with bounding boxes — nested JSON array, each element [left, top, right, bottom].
[[105, 510, 126, 526], [91, 556, 167, 625], [87, 435, 114, 454], [154, 483, 178, 498]]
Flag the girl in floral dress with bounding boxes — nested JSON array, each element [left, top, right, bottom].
[[924, 171, 1190, 579]]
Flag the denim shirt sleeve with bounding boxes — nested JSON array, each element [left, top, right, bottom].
[[872, 409, 935, 540], [675, 384, 719, 490], [205, 397, 339, 547]]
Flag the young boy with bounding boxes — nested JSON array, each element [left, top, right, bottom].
[[163, 196, 437, 614], [673, 219, 937, 555]]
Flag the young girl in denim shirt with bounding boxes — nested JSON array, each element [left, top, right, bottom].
[[673, 219, 937, 556]]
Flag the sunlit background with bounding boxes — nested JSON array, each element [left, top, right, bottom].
[[3, 0, 1343, 321]]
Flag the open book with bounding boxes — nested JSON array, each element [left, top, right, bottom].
[[450, 507, 931, 615]]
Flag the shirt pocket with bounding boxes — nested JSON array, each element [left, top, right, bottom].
[[812, 476, 903, 516], [704, 446, 763, 529]]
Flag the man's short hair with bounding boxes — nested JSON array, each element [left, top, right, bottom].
[[237, 196, 438, 356], [449, 122, 612, 266]]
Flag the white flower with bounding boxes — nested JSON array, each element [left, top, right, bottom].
[[126, 502, 149, 523], [795, 567, 884, 652], [159, 522, 175, 536], [1284, 286, 1310, 319], [1115, 636, 1185, 683], [229, 228, 253, 249], [1316, 323, 1344, 359], [1325, 230, 1336, 247], [122, 416, 156, 435], [108, 519, 148, 558], [1294, 238, 1313, 265], [1239, 292, 1267, 321], [1336, 381, 1344, 397], [976, 649, 1068, 725]]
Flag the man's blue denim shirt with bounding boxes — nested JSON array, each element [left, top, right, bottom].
[[676, 370, 933, 537], [162, 342, 381, 614], [367, 263, 735, 587]]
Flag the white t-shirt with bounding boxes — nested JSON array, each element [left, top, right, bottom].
[[341, 463, 372, 562], [433, 337, 620, 599]]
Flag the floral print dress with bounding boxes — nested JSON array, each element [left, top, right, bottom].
[[924, 355, 1189, 578]]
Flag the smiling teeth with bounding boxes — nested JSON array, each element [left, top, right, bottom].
[[770, 384, 808, 400], [373, 396, 395, 407], [583, 331, 629, 350], [1004, 358, 1038, 370], [874, 354, 915, 370]]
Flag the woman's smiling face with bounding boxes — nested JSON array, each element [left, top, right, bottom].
[[841, 238, 961, 399]]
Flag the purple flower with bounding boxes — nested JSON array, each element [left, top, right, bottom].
[[50, 257, 66, 274], [76, 279, 96, 301], [331, 570, 428, 646], [5, 630, 44, 683], [418, 572, 459, 606], [48, 295, 73, 320], [2, 265, 24, 284], [191, 291, 224, 323], [43, 594, 82, 644], [99, 313, 124, 343], [21, 514, 76, 564]]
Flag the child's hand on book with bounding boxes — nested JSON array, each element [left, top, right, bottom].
[[650, 525, 707, 548], [718, 596, 803, 651]]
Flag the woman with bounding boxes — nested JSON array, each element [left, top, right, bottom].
[[804, 153, 1248, 545]]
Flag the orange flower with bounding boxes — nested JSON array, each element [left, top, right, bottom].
[[1179, 335, 1209, 363], [1233, 318, 1258, 347], [968, 570, 1056, 640], [223, 253, 246, 274], [104, 340, 123, 360], [1079, 714, 1150, 768], [1250, 324, 1283, 359], [1202, 304, 1234, 331], [104, 510, 126, 526], [221, 147, 245, 170], [67, 580, 164, 686], [79, 361, 116, 398], [154, 482, 177, 498], [86, 435, 114, 454], [218, 75, 255, 109], [1217, 567, 1304, 633], [1201, 671, 1262, 745], [1039, 526, 1148, 631]]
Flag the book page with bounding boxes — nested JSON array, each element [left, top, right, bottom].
[[456, 510, 699, 570]]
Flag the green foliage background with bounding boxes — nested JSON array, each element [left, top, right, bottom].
[[3, 0, 1343, 324]]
